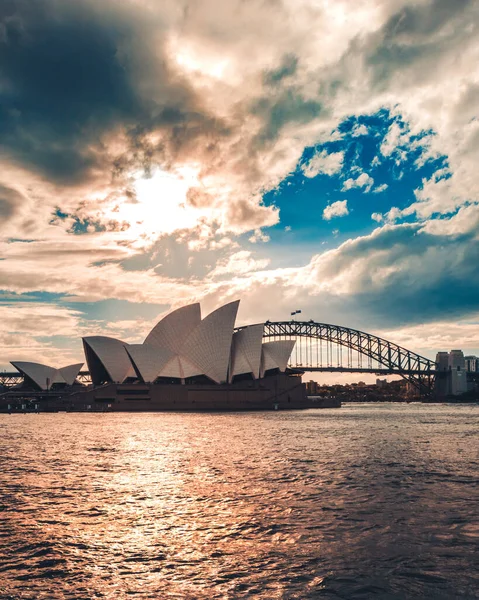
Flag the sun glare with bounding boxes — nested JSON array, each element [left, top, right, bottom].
[[108, 167, 211, 244], [168, 35, 229, 80]]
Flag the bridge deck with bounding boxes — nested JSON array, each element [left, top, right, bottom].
[[296, 367, 436, 375]]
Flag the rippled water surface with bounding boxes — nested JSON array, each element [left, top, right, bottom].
[[0, 404, 478, 599]]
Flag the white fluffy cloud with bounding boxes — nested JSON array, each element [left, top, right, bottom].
[[209, 250, 270, 278], [352, 123, 369, 137], [342, 172, 374, 192], [302, 150, 344, 178], [322, 200, 349, 221], [373, 183, 388, 193]]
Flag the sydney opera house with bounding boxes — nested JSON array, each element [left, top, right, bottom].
[[5, 300, 310, 411]]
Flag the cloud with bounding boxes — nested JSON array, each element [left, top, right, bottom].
[[351, 123, 369, 137], [209, 250, 270, 278], [206, 208, 479, 335], [1, 0, 477, 247], [303, 220, 479, 327], [248, 229, 271, 243], [322, 200, 349, 221], [342, 172, 374, 192], [0, 184, 23, 225], [0, 302, 86, 369], [0, 236, 209, 303], [378, 320, 479, 355], [373, 183, 388, 193], [380, 122, 408, 158], [0, 0, 299, 239], [302, 150, 344, 178], [263, 53, 298, 87]]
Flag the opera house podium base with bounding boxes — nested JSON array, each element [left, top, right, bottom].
[[43, 372, 311, 412]]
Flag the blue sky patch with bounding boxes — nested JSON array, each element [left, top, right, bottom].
[[263, 110, 449, 250]]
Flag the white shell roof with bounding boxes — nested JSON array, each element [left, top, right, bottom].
[[159, 355, 183, 379], [230, 324, 264, 379], [260, 340, 296, 376], [125, 344, 173, 383], [159, 355, 202, 379], [144, 303, 201, 354], [11, 361, 83, 390], [58, 363, 84, 385], [260, 346, 279, 374], [81, 299, 277, 385], [83, 336, 135, 383], [180, 300, 240, 383]]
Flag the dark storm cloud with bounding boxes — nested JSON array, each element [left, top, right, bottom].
[[0, 0, 226, 184], [119, 105, 231, 179], [363, 246, 479, 327], [0, 0, 328, 196], [0, 0, 139, 182], [251, 52, 322, 146], [251, 88, 322, 146], [365, 0, 478, 89], [310, 222, 479, 328], [263, 53, 298, 87]]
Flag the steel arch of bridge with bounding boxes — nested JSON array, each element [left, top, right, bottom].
[[258, 321, 436, 395]]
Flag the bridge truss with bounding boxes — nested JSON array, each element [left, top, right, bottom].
[[259, 321, 436, 396]]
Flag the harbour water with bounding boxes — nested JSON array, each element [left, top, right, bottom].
[[0, 404, 478, 599]]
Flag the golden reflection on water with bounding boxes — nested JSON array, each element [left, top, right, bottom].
[[0, 405, 478, 599]]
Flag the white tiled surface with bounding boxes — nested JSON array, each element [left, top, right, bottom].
[[83, 336, 135, 383], [11, 361, 62, 390], [145, 303, 201, 354], [181, 300, 240, 383], [126, 344, 173, 382], [231, 324, 264, 379], [58, 363, 84, 385]]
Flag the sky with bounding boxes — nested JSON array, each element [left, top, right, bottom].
[[1, 0, 479, 380]]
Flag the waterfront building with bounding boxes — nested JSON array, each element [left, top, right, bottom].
[[82, 300, 295, 386], [4, 299, 310, 412], [305, 380, 319, 395]]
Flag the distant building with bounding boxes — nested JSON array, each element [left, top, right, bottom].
[[464, 355, 479, 373], [435, 352, 449, 372], [448, 350, 468, 395], [376, 378, 387, 388], [435, 349, 469, 396]]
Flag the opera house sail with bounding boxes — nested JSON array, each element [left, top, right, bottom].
[[10, 361, 83, 391], [82, 336, 135, 385], [229, 324, 264, 381]]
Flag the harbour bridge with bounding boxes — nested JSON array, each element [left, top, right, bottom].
[[260, 321, 436, 395], [0, 320, 437, 395]]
